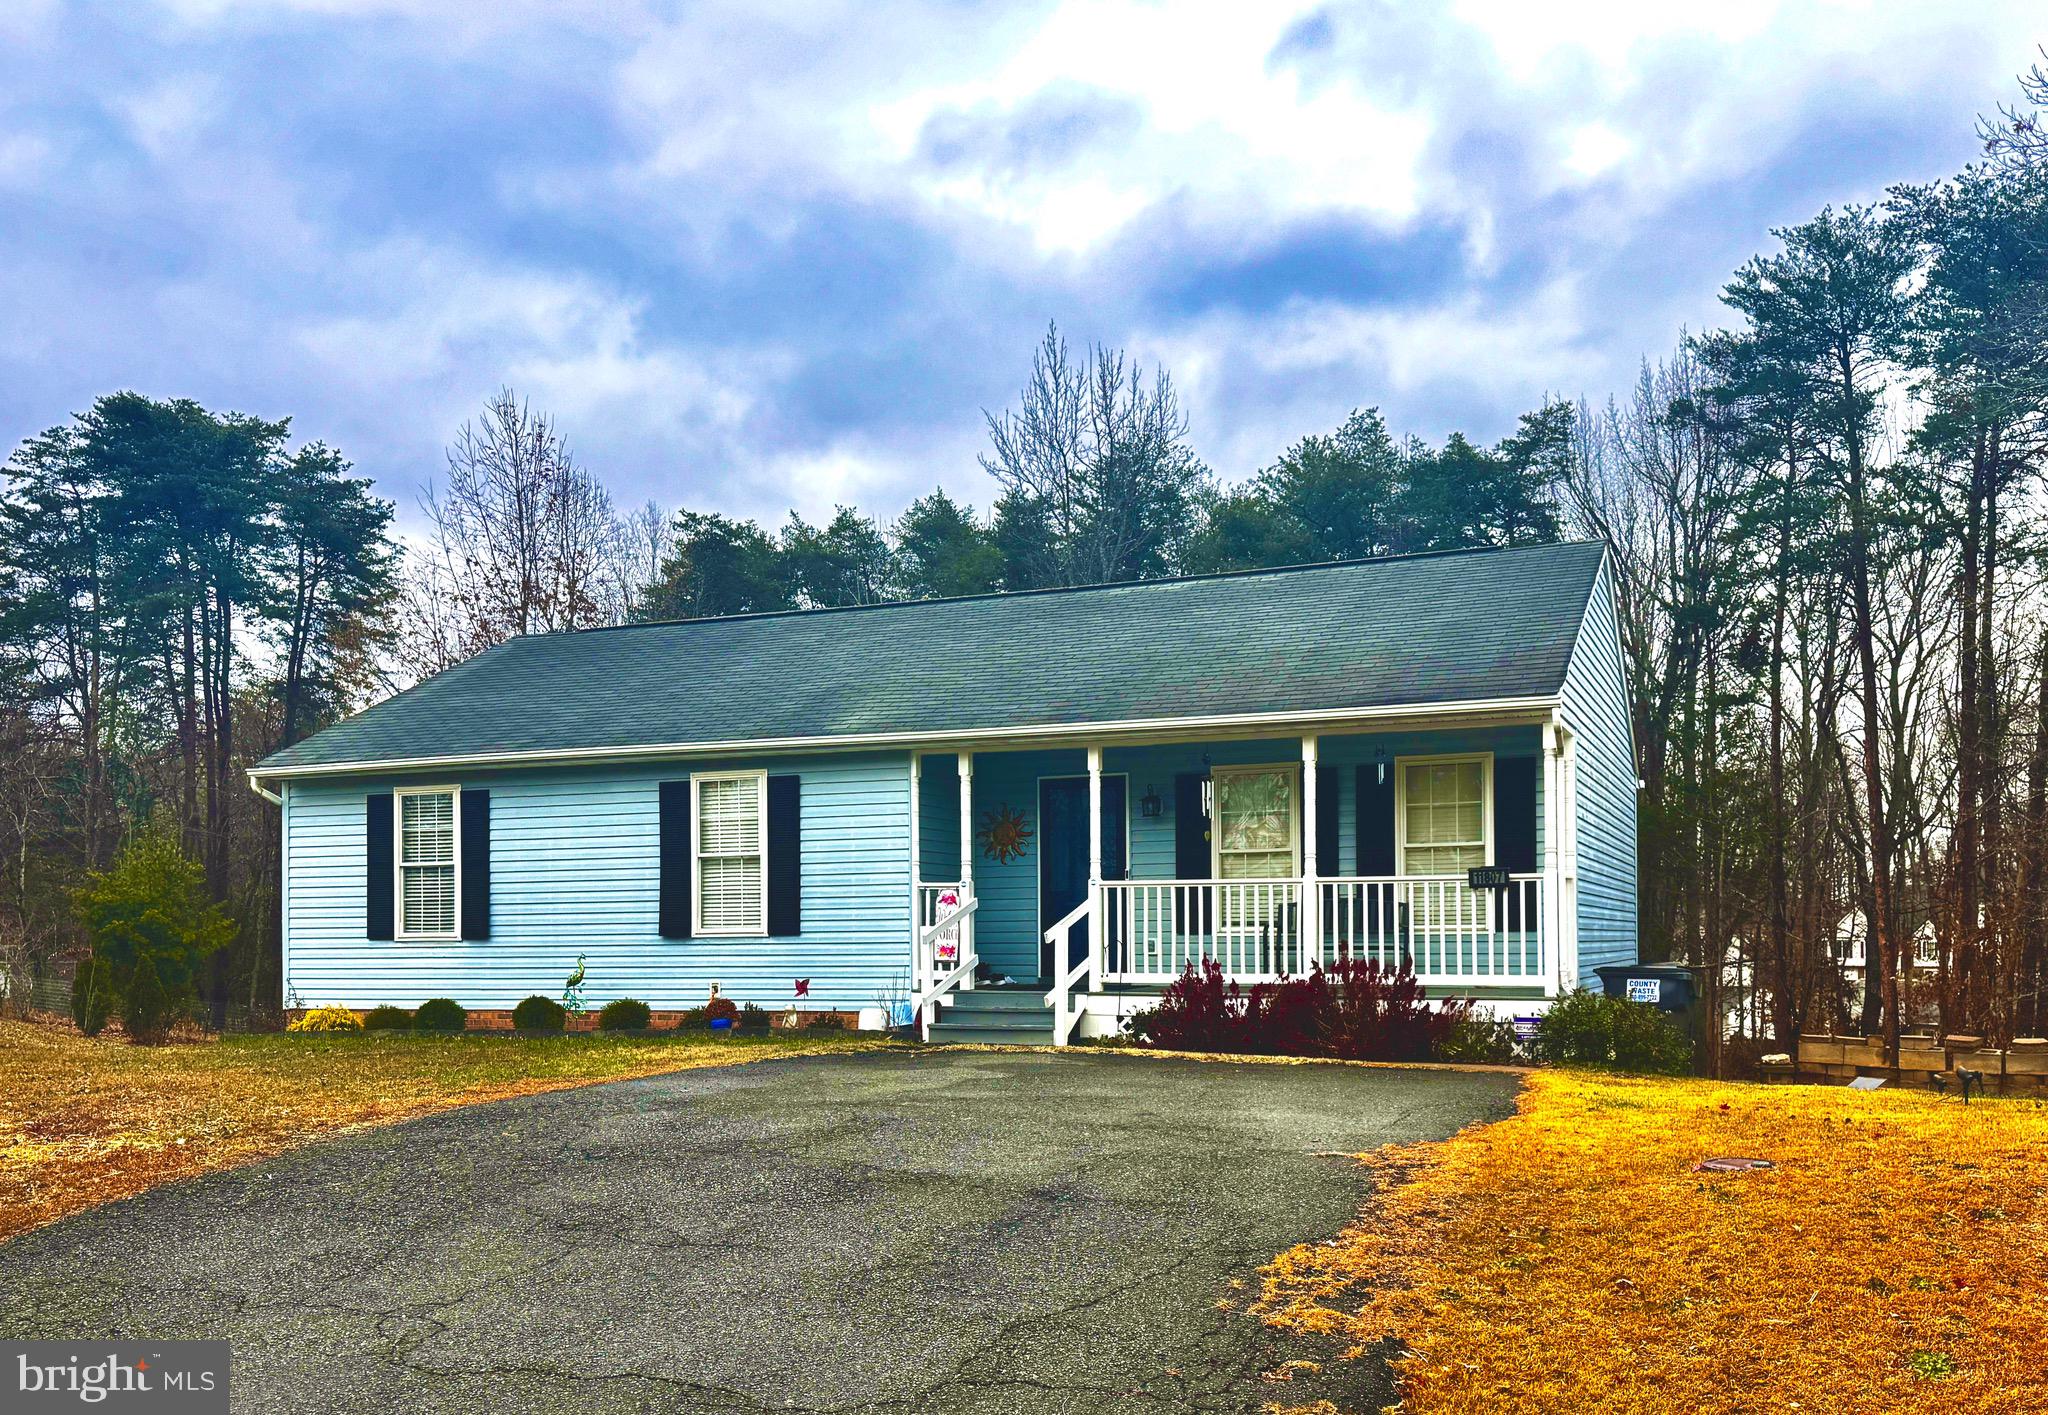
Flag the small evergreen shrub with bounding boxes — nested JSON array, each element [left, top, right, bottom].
[[70, 955, 115, 1037], [1437, 1015, 1522, 1065], [598, 998, 651, 1032], [412, 997, 467, 1033], [120, 956, 173, 1045], [1533, 988, 1692, 1075], [73, 826, 235, 1005], [705, 995, 739, 1025], [362, 1005, 412, 1031], [287, 1006, 363, 1033], [804, 1011, 847, 1031], [512, 994, 567, 1032], [737, 1003, 770, 1032]]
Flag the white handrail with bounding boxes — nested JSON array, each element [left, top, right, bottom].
[[912, 894, 979, 1039], [1041, 897, 1093, 1047]]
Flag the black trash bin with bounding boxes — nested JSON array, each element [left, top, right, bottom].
[[1593, 962, 1697, 1015], [1594, 962, 1703, 1069]]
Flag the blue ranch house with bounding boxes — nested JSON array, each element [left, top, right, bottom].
[[250, 541, 1638, 1044]]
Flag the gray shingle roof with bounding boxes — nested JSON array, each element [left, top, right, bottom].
[[257, 540, 1607, 773]]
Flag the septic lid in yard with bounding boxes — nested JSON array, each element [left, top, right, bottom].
[[1694, 1157, 1776, 1173]]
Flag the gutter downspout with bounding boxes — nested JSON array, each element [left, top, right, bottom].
[[249, 777, 282, 806]]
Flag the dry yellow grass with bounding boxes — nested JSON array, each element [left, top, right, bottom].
[[0, 1017, 887, 1242], [1257, 1069, 2048, 1415]]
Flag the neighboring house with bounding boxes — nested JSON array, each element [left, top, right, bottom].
[[1833, 910, 1941, 1026], [250, 541, 1638, 1045], [1834, 911, 1939, 973]]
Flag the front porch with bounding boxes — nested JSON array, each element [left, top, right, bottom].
[[908, 720, 1582, 1044]]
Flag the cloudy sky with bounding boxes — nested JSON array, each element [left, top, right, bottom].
[[1, 2, 2042, 530]]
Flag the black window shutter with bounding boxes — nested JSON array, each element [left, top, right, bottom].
[[1494, 756, 1538, 872], [460, 789, 490, 940], [767, 774, 801, 936], [1173, 773, 1209, 878], [366, 793, 394, 940], [1355, 765, 1396, 876], [1314, 764, 1339, 877], [659, 780, 692, 939]]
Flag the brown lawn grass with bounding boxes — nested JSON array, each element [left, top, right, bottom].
[[0, 1016, 889, 1242], [1256, 1069, 2048, 1415]]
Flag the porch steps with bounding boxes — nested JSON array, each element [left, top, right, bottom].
[[926, 986, 1056, 1046]]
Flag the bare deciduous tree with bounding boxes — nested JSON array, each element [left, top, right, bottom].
[[396, 390, 628, 679], [980, 323, 1209, 588]]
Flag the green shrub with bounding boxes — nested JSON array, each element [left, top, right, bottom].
[[287, 1006, 363, 1033], [70, 955, 115, 1038], [362, 1005, 412, 1031], [120, 955, 173, 1045], [412, 997, 467, 1034], [73, 826, 235, 1008], [1533, 989, 1692, 1074], [1438, 1015, 1522, 1065], [512, 994, 567, 1032], [598, 998, 651, 1032], [737, 1003, 770, 1032]]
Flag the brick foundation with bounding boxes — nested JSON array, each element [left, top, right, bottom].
[[283, 1007, 863, 1034]]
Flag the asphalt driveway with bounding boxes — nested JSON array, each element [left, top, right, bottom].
[[0, 1049, 1517, 1414]]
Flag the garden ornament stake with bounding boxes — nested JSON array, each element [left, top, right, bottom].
[[562, 953, 588, 1015]]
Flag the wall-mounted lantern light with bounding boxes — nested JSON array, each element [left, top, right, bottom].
[[1140, 785, 1163, 819], [1374, 746, 1388, 786]]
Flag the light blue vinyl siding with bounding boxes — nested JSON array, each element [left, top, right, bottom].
[[1560, 558, 1639, 977], [282, 752, 912, 1012]]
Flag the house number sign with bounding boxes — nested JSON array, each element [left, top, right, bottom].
[[1466, 866, 1511, 890]]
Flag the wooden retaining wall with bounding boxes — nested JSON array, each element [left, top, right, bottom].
[[1791, 1034, 2048, 1093]]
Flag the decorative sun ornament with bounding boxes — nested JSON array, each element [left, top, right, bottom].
[[976, 804, 1034, 864]]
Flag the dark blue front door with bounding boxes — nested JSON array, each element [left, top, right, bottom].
[[1038, 776, 1126, 979]]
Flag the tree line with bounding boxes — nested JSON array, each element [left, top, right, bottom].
[[8, 57, 2048, 1061]]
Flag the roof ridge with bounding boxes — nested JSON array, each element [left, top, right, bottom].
[[556, 539, 1605, 640]]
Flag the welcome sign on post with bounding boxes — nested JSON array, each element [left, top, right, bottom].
[[933, 888, 962, 966]]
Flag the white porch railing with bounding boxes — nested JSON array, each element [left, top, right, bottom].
[[1043, 899, 1092, 1048], [911, 883, 976, 1039], [1095, 874, 1545, 987]]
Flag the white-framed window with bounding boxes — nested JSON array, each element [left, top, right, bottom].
[[694, 769, 768, 936], [396, 786, 459, 940], [1396, 753, 1493, 876], [1210, 764, 1301, 880]]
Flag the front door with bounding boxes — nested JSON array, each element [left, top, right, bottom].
[[1038, 775, 1127, 980]]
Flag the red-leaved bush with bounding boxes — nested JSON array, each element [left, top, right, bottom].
[[1126, 952, 1469, 1061]]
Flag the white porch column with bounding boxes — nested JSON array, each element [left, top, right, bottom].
[[908, 751, 923, 992], [1087, 745, 1104, 992], [957, 751, 975, 895], [1301, 734, 1319, 970], [957, 751, 976, 989], [1542, 718, 1563, 996], [1559, 729, 1580, 992], [1087, 746, 1104, 883]]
